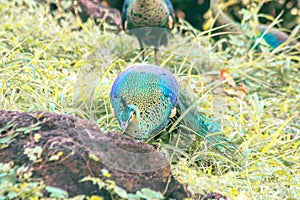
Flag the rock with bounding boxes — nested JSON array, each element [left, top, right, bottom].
[[77, 0, 123, 32], [0, 110, 187, 199]]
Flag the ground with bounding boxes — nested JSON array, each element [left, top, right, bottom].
[[0, 0, 299, 199]]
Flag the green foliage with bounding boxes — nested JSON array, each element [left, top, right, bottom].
[[45, 186, 68, 199], [81, 176, 164, 200], [0, 0, 299, 199], [0, 163, 45, 199], [0, 122, 16, 145], [23, 146, 43, 162], [0, 162, 70, 199]]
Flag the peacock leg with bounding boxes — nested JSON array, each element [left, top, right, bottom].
[[154, 46, 159, 64], [137, 38, 145, 60]]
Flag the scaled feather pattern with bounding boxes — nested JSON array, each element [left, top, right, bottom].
[[110, 64, 178, 139], [110, 64, 238, 156]]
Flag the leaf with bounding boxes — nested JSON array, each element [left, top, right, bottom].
[[238, 83, 247, 94], [224, 88, 239, 96], [0, 137, 12, 144], [90, 195, 104, 200], [24, 146, 43, 162], [7, 192, 18, 199], [68, 195, 86, 200], [261, 116, 295, 154], [16, 123, 41, 134], [101, 169, 111, 178], [45, 186, 68, 198], [114, 186, 128, 198], [293, 141, 299, 150], [137, 188, 164, 200], [33, 134, 41, 142], [220, 68, 236, 87], [49, 151, 64, 161], [49, 155, 60, 161], [89, 153, 99, 161]]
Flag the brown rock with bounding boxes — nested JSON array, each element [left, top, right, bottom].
[[0, 110, 187, 199], [76, 0, 123, 32]]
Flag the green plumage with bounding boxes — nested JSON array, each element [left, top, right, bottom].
[[110, 64, 178, 139], [110, 64, 238, 157], [122, 0, 175, 63], [177, 88, 237, 156]]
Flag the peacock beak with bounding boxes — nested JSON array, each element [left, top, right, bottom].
[[121, 110, 135, 131], [121, 121, 130, 131]]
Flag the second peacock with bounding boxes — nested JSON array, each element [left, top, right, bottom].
[[122, 0, 175, 63]]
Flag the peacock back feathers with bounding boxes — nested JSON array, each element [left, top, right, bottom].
[[110, 64, 178, 140]]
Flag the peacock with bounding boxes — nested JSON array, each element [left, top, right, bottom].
[[122, 0, 175, 63], [210, 0, 299, 49], [110, 64, 237, 156], [110, 64, 178, 139]]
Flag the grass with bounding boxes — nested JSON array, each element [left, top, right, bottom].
[[0, 0, 299, 199]]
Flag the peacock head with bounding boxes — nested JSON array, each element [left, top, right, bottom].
[[120, 104, 140, 132]]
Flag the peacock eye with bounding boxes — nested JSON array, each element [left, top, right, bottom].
[[130, 110, 136, 122]]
